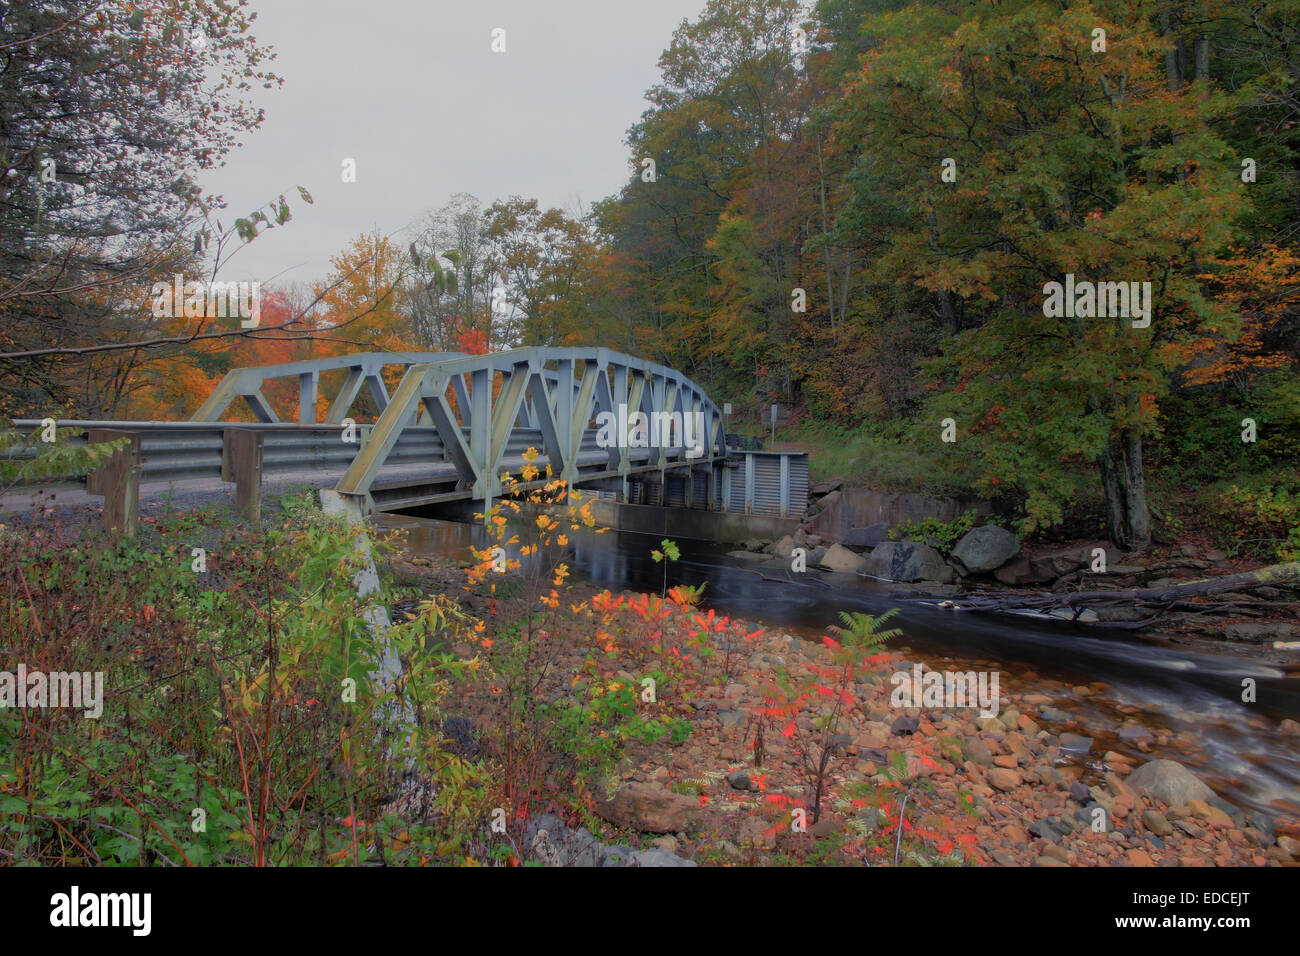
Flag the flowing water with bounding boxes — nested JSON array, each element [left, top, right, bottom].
[[375, 512, 1300, 819]]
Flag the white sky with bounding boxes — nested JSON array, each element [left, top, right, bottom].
[[199, 0, 708, 286]]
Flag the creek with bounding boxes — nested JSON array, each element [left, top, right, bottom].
[[375, 512, 1300, 820]]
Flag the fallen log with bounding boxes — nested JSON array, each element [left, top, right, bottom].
[[951, 561, 1300, 626]]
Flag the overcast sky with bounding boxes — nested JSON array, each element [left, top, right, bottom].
[[199, 0, 708, 286]]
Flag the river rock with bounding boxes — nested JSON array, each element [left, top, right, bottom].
[[891, 716, 919, 736], [988, 768, 1021, 791], [1118, 721, 1155, 744], [726, 771, 759, 792], [862, 540, 950, 583], [1059, 733, 1093, 754], [766, 535, 797, 559], [1142, 810, 1173, 836], [819, 543, 867, 573], [525, 814, 600, 866], [951, 525, 1020, 574], [1029, 819, 1064, 842], [594, 783, 699, 833], [965, 738, 994, 767], [992, 557, 1038, 586], [628, 847, 697, 867], [1124, 759, 1215, 809]]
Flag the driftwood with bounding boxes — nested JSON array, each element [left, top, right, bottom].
[[949, 561, 1300, 628]]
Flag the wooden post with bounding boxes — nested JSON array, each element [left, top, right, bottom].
[[224, 427, 264, 522], [87, 429, 141, 540]]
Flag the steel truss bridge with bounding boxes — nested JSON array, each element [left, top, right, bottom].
[[13, 348, 808, 519]]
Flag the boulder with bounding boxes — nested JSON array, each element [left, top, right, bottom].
[[861, 540, 950, 583], [818, 543, 867, 573], [594, 783, 699, 834], [951, 525, 1020, 574], [628, 847, 697, 867], [811, 478, 844, 496], [993, 556, 1038, 586], [524, 814, 600, 867], [994, 548, 1089, 586], [765, 535, 796, 559], [1124, 759, 1215, 809]]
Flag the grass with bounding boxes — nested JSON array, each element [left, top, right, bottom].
[[781, 420, 978, 498]]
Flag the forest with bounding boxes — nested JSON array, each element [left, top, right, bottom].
[[3, 0, 1296, 556]]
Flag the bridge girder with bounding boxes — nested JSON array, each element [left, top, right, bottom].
[[189, 347, 724, 513]]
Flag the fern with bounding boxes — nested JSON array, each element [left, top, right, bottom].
[[829, 608, 902, 651]]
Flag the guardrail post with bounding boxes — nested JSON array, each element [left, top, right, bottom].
[[87, 429, 141, 540], [224, 427, 264, 522]]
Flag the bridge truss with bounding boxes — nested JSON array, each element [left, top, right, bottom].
[[191, 348, 725, 514]]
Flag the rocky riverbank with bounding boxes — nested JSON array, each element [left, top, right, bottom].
[[728, 479, 1300, 660], [390, 550, 1300, 867]]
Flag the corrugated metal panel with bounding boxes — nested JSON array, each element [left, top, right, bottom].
[[727, 462, 746, 512], [664, 472, 687, 508], [752, 454, 782, 516], [787, 454, 810, 515], [715, 452, 809, 517]]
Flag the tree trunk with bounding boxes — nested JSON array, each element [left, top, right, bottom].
[[1099, 428, 1151, 551], [1159, 10, 1185, 90]]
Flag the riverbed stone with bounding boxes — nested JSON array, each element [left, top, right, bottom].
[[988, 768, 1021, 791], [594, 782, 699, 833], [965, 738, 993, 767], [819, 543, 868, 573], [726, 771, 759, 792], [862, 540, 950, 583], [951, 525, 1020, 574], [1059, 732, 1093, 754], [766, 535, 797, 559], [1118, 725, 1153, 747], [1124, 759, 1215, 809]]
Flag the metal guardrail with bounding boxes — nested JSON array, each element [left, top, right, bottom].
[[6, 420, 807, 516], [6, 420, 577, 487]]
